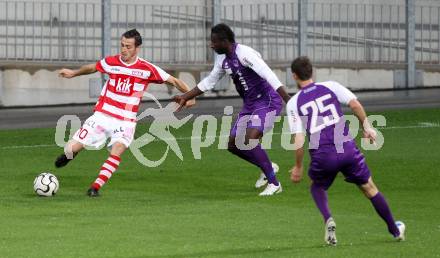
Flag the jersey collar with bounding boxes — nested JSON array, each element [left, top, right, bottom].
[[226, 43, 238, 58], [119, 55, 139, 67], [302, 81, 315, 89]]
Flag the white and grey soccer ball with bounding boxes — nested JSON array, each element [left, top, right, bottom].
[[33, 172, 59, 196]]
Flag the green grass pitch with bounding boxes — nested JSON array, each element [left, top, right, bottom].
[[0, 108, 439, 258]]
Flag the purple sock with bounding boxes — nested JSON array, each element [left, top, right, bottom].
[[228, 145, 256, 165], [245, 144, 278, 185], [370, 192, 400, 237], [310, 184, 332, 223], [229, 144, 278, 185]]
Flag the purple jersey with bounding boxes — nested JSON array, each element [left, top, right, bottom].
[[287, 81, 371, 188], [197, 43, 283, 108], [287, 81, 357, 152]]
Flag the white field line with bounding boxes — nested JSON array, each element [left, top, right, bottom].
[[1, 123, 439, 150]]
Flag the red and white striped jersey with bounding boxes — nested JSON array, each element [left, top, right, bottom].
[[94, 55, 170, 122]]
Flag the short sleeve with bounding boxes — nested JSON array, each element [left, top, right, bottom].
[[148, 63, 171, 84], [95, 59, 106, 74], [320, 81, 357, 105], [286, 94, 305, 134]]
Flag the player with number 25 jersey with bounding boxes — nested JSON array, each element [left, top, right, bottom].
[[286, 56, 405, 246]]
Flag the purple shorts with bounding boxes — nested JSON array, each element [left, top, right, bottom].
[[308, 142, 371, 190], [230, 103, 282, 136]]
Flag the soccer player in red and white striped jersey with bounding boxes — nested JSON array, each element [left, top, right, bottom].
[[55, 29, 195, 197]]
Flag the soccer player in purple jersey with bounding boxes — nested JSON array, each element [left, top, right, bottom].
[[174, 23, 291, 196], [286, 56, 405, 245]]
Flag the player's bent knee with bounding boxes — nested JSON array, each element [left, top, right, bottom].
[[110, 142, 128, 156], [359, 179, 379, 199]]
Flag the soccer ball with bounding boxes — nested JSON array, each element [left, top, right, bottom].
[[33, 172, 59, 196]]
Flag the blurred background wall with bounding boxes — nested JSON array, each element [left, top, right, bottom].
[[0, 0, 439, 106]]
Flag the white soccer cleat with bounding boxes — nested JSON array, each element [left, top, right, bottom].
[[395, 221, 406, 241], [258, 183, 282, 196], [255, 162, 280, 188], [325, 217, 337, 246]]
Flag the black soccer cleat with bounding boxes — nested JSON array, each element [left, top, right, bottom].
[[54, 154, 70, 168], [54, 153, 76, 168], [87, 187, 100, 197]]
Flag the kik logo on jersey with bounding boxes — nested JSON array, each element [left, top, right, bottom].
[[115, 77, 133, 94]]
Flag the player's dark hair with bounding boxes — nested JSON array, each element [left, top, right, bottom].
[[122, 29, 142, 47], [291, 56, 313, 80], [211, 23, 235, 43]]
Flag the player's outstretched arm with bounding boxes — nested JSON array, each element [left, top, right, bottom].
[[173, 87, 204, 112], [290, 133, 305, 183], [165, 76, 196, 108], [58, 63, 97, 78], [348, 99, 377, 144], [173, 59, 222, 111]]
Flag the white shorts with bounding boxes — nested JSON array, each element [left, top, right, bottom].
[[73, 112, 136, 149]]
